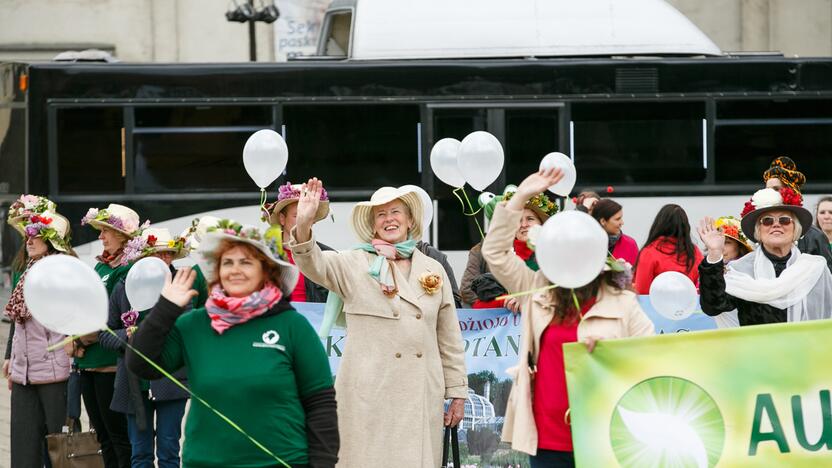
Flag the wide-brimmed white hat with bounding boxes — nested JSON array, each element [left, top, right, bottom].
[[196, 219, 299, 296], [350, 186, 423, 244], [740, 188, 813, 243], [264, 182, 330, 226], [9, 209, 72, 253], [81, 204, 146, 238]]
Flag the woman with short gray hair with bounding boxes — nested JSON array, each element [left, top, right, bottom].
[[698, 187, 832, 326]]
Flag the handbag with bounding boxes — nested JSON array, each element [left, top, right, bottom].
[[441, 425, 461, 468], [46, 417, 105, 468], [46, 365, 104, 468]]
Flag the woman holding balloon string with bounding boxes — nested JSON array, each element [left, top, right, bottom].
[[76, 203, 148, 468], [127, 219, 339, 468], [698, 187, 832, 326], [98, 227, 206, 468], [481, 168, 654, 467], [3, 195, 76, 468]]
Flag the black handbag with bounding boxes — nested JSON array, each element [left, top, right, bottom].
[[441, 425, 461, 468]]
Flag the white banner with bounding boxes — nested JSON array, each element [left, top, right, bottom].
[[273, 0, 330, 61]]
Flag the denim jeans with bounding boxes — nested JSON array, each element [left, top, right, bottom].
[[126, 396, 187, 468]]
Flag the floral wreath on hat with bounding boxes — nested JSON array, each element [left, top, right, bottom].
[[81, 208, 149, 237], [207, 219, 263, 242], [714, 216, 752, 251], [121, 233, 192, 266], [741, 186, 803, 218], [8, 195, 71, 251], [503, 191, 559, 219], [261, 182, 330, 223]]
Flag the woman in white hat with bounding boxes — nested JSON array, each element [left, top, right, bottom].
[[126, 219, 338, 468], [3, 195, 76, 468], [98, 227, 204, 468], [290, 178, 467, 468], [699, 187, 832, 325], [78, 203, 148, 468]]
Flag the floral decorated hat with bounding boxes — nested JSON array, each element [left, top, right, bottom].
[[740, 187, 812, 243], [120, 227, 192, 266], [81, 204, 148, 238], [480, 186, 559, 222], [197, 218, 299, 296], [263, 182, 330, 226], [7, 195, 71, 253], [714, 216, 753, 252]]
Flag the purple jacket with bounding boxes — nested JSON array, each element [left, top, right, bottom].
[[9, 318, 71, 385]]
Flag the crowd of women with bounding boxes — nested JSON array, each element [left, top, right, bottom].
[[3, 155, 832, 468]]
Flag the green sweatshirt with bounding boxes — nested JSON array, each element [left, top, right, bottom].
[[75, 261, 132, 369], [156, 306, 332, 467]]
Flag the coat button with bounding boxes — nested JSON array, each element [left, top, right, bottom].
[[393, 312, 400, 317], [416, 313, 422, 319], [416, 352, 423, 358], [395, 353, 402, 358]]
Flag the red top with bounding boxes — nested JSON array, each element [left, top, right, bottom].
[[611, 233, 639, 266], [633, 236, 703, 294], [472, 298, 505, 309], [286, 250, 307, 303], [533, 297, 596, 452]]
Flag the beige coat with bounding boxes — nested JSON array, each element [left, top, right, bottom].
[[289, 235, 468, 468], [481, 202, 654, 455]]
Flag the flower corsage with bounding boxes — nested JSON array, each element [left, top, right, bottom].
[[418, 272, 442, 295]]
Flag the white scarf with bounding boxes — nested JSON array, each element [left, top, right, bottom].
[[724, 246, 832, 322]]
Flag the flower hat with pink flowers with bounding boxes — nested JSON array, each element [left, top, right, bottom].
[[262, 182, 330, 226], [81, 203, 149, 238], [7, 195, 72, 252]]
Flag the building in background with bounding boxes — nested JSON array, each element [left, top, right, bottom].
[[1, 0, 831, 62]]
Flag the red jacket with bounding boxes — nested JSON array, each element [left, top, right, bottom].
[[634, 236, 703, 294]]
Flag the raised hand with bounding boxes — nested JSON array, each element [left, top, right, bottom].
[[507, 168, 564, 211], [697, 217, 725, 262], [160, 267, 198, 308], [294, 177, 323, 243]]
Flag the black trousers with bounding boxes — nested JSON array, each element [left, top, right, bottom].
[[10, 381, 67, 468], [80, 370, 131, 468], [530, 449, 575, 468]]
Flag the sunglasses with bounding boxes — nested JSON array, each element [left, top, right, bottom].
[[759, 215, 792, 227]]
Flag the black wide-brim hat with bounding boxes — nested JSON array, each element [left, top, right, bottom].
[[741, 204, 813, 243]]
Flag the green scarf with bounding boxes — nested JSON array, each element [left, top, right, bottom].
[[319, 239, 417, 338]]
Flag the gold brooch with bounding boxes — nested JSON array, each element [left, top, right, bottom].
[[418, 272, 442, 295]]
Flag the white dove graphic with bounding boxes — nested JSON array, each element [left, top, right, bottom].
[[617, 407, 709, 468]]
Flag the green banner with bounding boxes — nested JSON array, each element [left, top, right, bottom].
[[564, 320, 832, 467]]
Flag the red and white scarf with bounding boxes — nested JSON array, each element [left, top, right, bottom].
[[205, 282, 282, 334]]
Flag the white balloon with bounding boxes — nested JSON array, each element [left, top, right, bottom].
[[458, 131, 505, 191], [649, 272, 698, 321], [430, 138, 465, 188], [23, 255, 108, 336], [125, 257, 170, 311], [539, 152, 577, 197], [243, 129, 289, 189], [399, 185, 433, 232], [535, 211, 608, 288]]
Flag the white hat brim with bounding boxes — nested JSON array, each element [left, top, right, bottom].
[[197, 232, 299, 297], [350, 188, 423, 244]]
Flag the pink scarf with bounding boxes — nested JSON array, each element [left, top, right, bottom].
[[205, 282, 282, 335]]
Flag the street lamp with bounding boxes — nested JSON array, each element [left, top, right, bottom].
[[226, 0, 280, 61]]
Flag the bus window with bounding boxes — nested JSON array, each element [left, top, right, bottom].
[[714, 99, 832, 183], [505, 109, 559, 184], [134, 132, 254, 192], [56, 107, 124, 193], [135, 106, 271, 127], [282, 104, 420, 189], [571, 102, 706, 184], [320, 9, 353, 57]]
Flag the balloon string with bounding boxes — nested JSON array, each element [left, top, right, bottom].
[[46, 334, 82, 352], [102, 327, 291, 468], [452, 187, 484, 239], [571, 290, 582, 321], [259, 188, 269, 221], [496, 283, 558, 301]]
